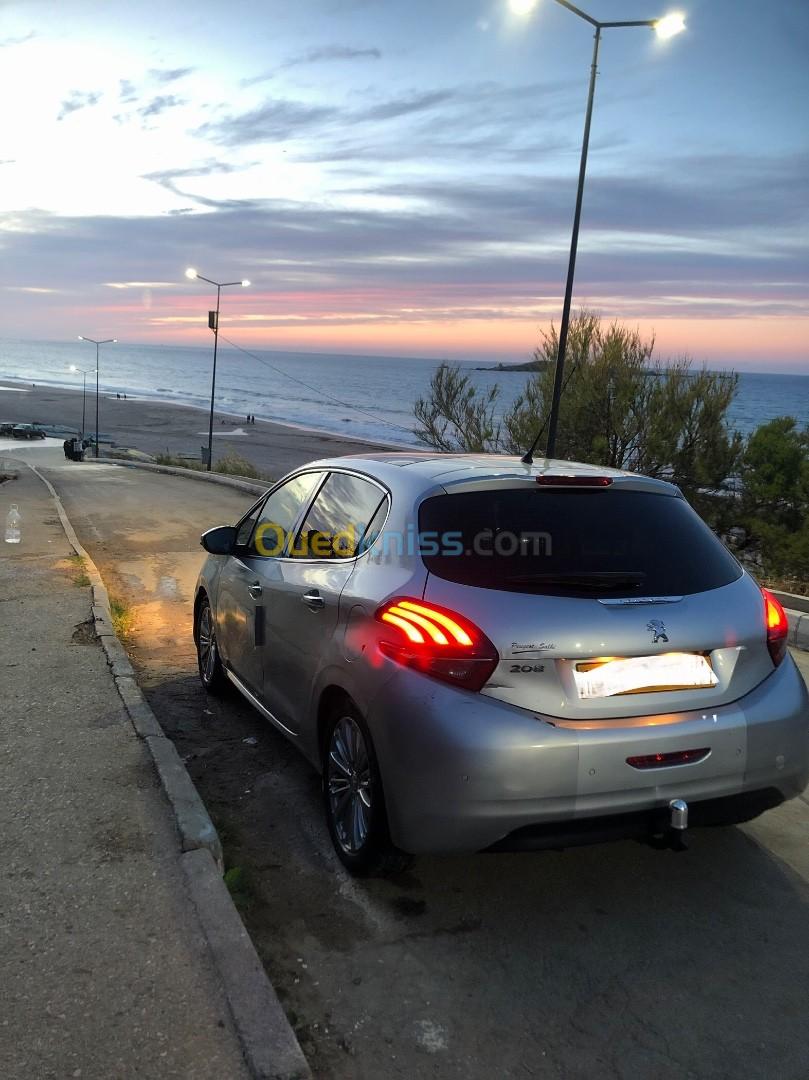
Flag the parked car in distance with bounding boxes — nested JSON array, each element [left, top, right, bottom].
[[194, 453, 809, 875], [0, 421, 17, 437], [11, 424, 46, 440]]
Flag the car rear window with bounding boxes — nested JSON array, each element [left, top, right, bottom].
[[418, 488, 742, 597]]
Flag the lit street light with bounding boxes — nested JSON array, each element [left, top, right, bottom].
[[78, 336, 117, 458], [68, 364, 97, 439], [511, 0, 686, 462], [184, 268, 250, 471]]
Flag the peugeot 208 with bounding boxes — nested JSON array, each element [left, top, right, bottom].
[[194, 454, 809, 874]]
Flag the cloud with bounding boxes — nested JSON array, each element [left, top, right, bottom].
[[57, 90, 102, 121], [149, 66, 194, 84], [142, 160, 254, 205], [283, 45, 381, 67], [195, 99, 338, 146], [240, 45, 380, 87], [119, 79, 137, 103], [0, 31, 35, 47], [1, 147, 806, 337], [138, 94, 185, 118], [358, 89, 455, 123]]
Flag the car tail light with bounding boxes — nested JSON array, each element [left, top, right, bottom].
[[536, 475, 613, 487], [762, 588, 789, 667], [375, 597, 499, 692]]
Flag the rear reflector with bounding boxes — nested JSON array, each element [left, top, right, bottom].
[[626, 748, 710, 770], [762, 588, 789, 667], [375, 597, 498, 692], [536, 475, 613, 487]]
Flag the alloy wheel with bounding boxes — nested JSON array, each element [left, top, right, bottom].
[[198, 604, 218, 683], [327, 715, 373, 854]]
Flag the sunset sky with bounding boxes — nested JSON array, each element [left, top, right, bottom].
[[0, 0, 807, 371]]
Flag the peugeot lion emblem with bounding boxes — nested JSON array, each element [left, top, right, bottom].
[[647, 619, 669, 644]]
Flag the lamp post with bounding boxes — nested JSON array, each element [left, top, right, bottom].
[[185, 268, 250, 471], [68, 364, 97, 439], [510, 1, 685, 462], [78, 336, 117, 458]]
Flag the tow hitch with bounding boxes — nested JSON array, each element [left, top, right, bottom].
[[648, 798, 689, 851], [667, 798, 689, 851]]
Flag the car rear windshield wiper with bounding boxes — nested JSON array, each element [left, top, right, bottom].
[[505, 571, 647, 590]]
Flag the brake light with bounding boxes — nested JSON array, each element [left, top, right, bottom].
[[536, 475, 613, 487], [375, 597, 499, 692], [762, 588, 789, 667]]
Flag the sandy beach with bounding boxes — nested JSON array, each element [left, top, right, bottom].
[[0, 379, 393, 478]]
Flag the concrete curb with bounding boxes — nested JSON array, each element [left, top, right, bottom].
[[786, 610, 809, 652], [183, 849, 311, 1080], [97, 455, 270, 496], [23, 459, 312, 1080]]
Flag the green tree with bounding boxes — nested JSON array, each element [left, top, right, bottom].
[[414, 362, 500, 452], [413, 312, 742, 510], [741, 417, 809, 530], [739, 417, 809, 585]]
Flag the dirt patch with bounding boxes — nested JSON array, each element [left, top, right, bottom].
[[55, 554, 91, 587], [93, 824, 148, 864], [71, 618, 98, 645]]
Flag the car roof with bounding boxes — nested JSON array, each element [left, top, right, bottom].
[[300, 452, 678, 495]]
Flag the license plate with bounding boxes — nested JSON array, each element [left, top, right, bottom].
[[574, 652, 717, 699]]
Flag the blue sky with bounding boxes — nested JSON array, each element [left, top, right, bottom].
[[0, 0, 807, 368]]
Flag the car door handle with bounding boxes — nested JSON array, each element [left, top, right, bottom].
[[247, 582, 262, 599], [302, 590, 325, 611]]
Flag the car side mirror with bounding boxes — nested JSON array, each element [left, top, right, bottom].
[[201, 525, 237, 555]]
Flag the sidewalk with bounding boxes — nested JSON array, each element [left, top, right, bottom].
[[0, 462, 249, 1078]]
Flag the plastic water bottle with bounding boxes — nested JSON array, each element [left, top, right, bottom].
[[4, 504, 21, 544]]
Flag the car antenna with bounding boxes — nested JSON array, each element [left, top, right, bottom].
[[520, 358, 581, 464], [521, 428, 546, 466]]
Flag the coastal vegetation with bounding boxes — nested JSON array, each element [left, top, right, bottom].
[[414, 312, 809, 593], [153, 450, 269, 481]]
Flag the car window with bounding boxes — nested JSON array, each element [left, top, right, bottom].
[[235, 500, 264, 548], [292, 472, 386, 559], [358, 496, 390, 554], [419, 488, 742, 597], [247, 472, 322, 557]]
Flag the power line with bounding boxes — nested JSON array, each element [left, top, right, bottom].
[[217, 335, 414, 437]]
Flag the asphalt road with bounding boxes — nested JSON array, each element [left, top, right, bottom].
[[18, 448, 809, 1080]]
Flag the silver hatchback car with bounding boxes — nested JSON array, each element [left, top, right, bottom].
[[194, 453, 809, 874]]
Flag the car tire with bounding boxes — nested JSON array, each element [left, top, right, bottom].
[[195, 596, 228, 694], [322, 699, 412, 877]]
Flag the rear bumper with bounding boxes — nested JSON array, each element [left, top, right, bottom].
[[485, 788, 786, 852], [368, 655, 809, 854]]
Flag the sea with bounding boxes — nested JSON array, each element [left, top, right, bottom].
[[1, 338, 807, 449]]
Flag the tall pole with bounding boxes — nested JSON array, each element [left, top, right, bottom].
[[78, 337, 116, 457], [515, 1, 683, 464], [543, 25, 601, 460], [95, 342, 100, 458], [185, 269, 249, 472], [81, 372, 87, 437], [206, 284, 222, 472]]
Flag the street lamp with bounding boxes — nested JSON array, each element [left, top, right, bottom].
[[78, 336, 117, 458], [511, 0, 685, 462], [184, 268, 250, 471], [68, 364, 97, 439]]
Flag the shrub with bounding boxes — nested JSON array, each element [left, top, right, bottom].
[[739, 417, 809, 588], [413, 312, 742, 511]]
